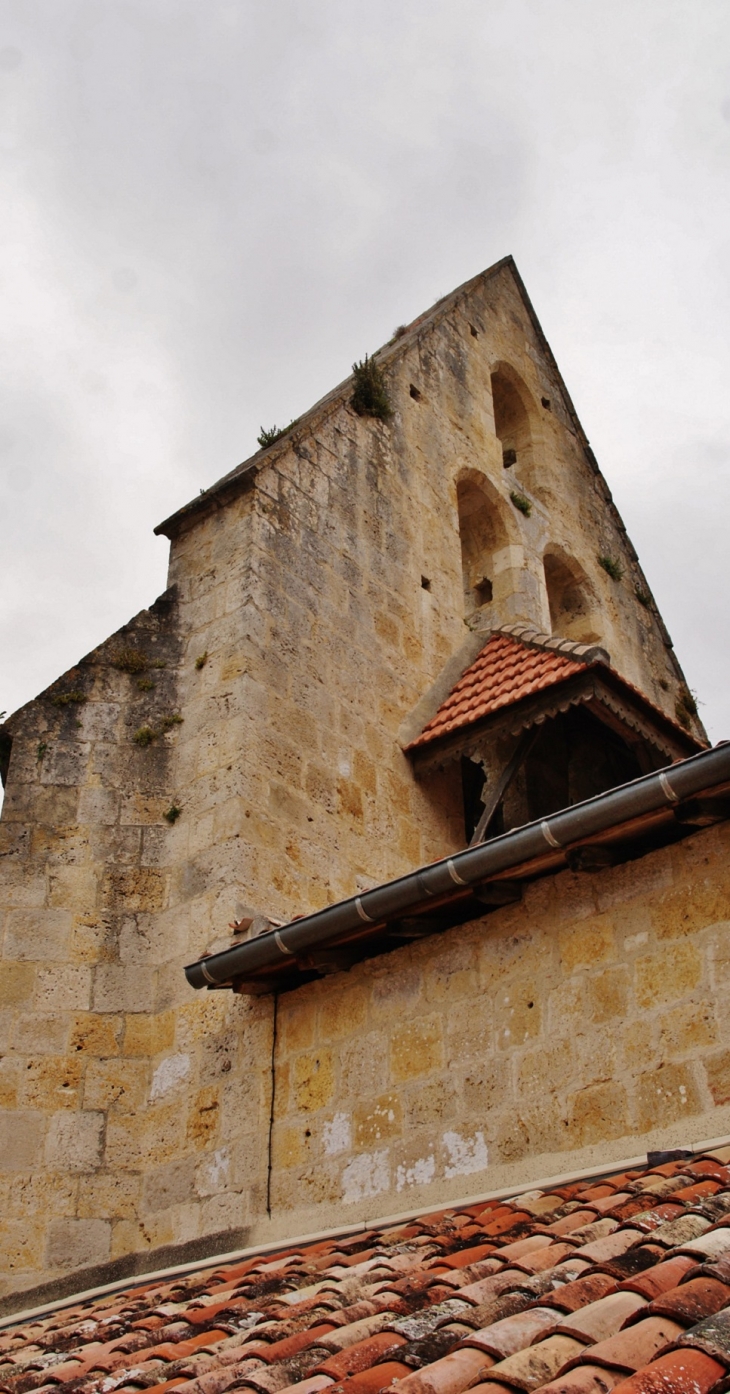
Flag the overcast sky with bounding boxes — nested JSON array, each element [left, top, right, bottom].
[[1, 0, 729, 745]]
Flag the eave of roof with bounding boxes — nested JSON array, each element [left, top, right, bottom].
[[185, 742, 730, 997]]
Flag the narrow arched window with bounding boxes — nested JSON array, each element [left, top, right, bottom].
[[491, 369, 533, 473], [543, 548, 599, 642], [457, 476, 509, 619]]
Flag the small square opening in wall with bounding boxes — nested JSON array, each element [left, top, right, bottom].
[[469, 324, 479, 338], [410, 384, 422, 401], [474, 576, 493, 605], [421, 576, 431, 591], [541, 396, 551, 410]]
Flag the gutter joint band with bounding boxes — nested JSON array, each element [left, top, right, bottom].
[[447, 859, 469, 887], [200, 961, 217, 985], [274, 930, 294, 956], [541, 821, 562, 849], [355, 896, 374, 923], [659, 771, 680, 803]]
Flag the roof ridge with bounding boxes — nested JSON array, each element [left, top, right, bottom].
[[494, 624, 611, 667]]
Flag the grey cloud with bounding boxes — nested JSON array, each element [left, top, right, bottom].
[[0, 0, 728, 744]]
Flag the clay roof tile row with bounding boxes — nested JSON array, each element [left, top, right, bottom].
[[6, 1151, 730, 1393]]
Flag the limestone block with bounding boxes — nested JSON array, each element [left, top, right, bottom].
[[142, 1155, 196, 1212], [118, 911, 187, 967], [69, 1012, 123, 1057], [1, 1220, 44, 1275], [84, 1058, 149, 1114], [354, 1092, 402, 1147], [201, 1189, 248, 1233], [195, 1146, 231, 1196], [634, 943, 702, 1009], [494, 981, 542, 1048], [558, 914, 616, 973], [187, 1086, 221, 1148], [35, 964, 92, 1012], [0, 1111, 45, 1170], [77, 703, 120, 742], [105, 1103, 185, 1169], [704, 1048, 730, 1105], [319, 987, 368, 1042], [658, 999, 718, 1056], [20, 1056, 84, 1111], [634, 1061, 703, 1131], [4, 907, 72, 962], [39, 742, 90, 786], [390, 1017, 443, 1082], [567, 1080, 629, 1148], [46, 1217, 110, 1271], [292, 1049, 335, 1112], [77, 1170, 142, 1220], [93, 964, 156, 1014], [13, 1012, 70, 1054], [100, 867, 168, 913], [120, 793, 170, 825], [47, 866, 99, 915], [0, 962, 35, 1007], [45, 1110, 104, 1171], [77, 786, 121, 825]]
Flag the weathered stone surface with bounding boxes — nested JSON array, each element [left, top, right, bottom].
[[0, 262, 719, 1300]]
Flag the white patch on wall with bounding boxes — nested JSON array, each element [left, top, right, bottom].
[[199, 1148, 230, 1195], [150, 1053, 190, 1100], [342, 1148, 389, 1204], [323, 1112, 352, 1156], [396, 1154, 435, 1192], [442, 1130, 488, 1179]]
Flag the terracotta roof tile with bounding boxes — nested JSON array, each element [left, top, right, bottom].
[[408, 634, 586, 749], [8, 1153, 730, 1394], [608, 1348, 726, 1391]]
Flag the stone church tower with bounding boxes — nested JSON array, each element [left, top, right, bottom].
[[3, 257, 728, 1315]]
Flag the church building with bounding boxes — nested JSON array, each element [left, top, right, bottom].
[[2, 257, 730, 1358]]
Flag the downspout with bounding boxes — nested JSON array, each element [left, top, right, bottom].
[[186, 743, 730, 991]]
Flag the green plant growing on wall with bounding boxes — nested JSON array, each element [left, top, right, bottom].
[[598, 555, 624, 582], [36, 741, 47, 762], [50, 690, 88, 706], [133, 725, 156, 747], [257, 420, 299, 449], [351, 356, 393, 421], [675, 688, 698, 729], [195, 652, 208, 670], [112, 647, 149, 674], [634, 585, 652, 609], [137, 678, 155, 691], [164, 804, 182, 824], [132, 714, 183, 748], [510, 491, 532, 517]]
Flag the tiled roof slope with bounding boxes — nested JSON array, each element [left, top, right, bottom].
[[408, 633, 586, 749], [7, 1149, 730, 1393]]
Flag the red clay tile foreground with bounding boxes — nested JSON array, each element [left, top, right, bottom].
[[6, 1150, 730, 1394]]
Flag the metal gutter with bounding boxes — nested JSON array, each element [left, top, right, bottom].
[[185, 742, 730, 992]]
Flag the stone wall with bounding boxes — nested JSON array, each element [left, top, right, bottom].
[[0, 261, 707, 1305], [267, 819, 730, 1235]]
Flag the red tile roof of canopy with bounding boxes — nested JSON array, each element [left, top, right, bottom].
[[407, 632, 587, 750], [5, 1148, 730, 1394], [406, 631, 705, 753]]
